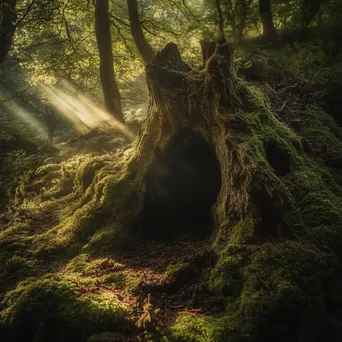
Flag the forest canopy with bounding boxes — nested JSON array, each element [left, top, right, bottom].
[[1, 0, 342, 341]]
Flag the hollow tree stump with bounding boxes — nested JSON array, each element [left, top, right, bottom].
[[86, 39, 342, 341], [126, 40, 297, 244]]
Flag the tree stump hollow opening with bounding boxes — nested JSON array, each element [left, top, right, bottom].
[[136, 130, 221, 241]]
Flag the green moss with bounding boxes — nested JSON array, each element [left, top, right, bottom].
[[239, 242, 337, 340], [102, 173, 134, 210], [3, 255, 31, 277], [41, 178, 74, 200], [290, 167, 342, 250], [102, 273, 126, 289], [304, 105, 342, 142], [209, 255, 242, 297], [124, 276, 142, 295], [228, 219, 255, 244], [165, 262, 191, 275], [87, 332, 127, 342], [75, 158, 105, 193], [0, 275, 129, 342], [35, 164, 61, 178], [84, 225, 132, 254], [169, 313, 247, 342]]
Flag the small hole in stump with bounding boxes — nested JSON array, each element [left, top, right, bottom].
[[135, 131, 221, 241], [265, 141, 291, 176]]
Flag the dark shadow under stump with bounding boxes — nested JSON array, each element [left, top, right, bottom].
[[134, 131, 222, 241]]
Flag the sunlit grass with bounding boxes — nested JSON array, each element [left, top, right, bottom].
[[42, 81, 135, 141]]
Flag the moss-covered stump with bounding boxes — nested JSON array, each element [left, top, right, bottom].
[[117, 40, 342, 340]]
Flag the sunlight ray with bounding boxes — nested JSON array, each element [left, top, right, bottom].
[[41, 82, 135, 141], [3, 100, 48, 139]]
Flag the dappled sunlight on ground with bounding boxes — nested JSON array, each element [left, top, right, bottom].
[[0, 128, 223, 340]]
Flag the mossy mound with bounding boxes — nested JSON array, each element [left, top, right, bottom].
[[0, 275, 129, 342]]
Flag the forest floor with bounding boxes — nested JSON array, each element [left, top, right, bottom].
[[1, 33, 342, 341], [0, 132, 226, 341]]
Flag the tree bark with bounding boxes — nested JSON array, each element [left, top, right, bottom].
[[127, 0, 154, 66], [215, 0, 225, 39], [301, 0, 323, 31], [0, 0, 17, 63], [95, 0, 124, 123], [259, 0, 276, 41], [125, 40, 293, 244]]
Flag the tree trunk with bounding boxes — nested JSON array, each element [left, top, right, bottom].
[[0, 0, 17, 63], [127, 0, 154, 66], [215, 0, 225, 39], [259, 0, 276, 41], [126, 40, 294, 243], [237, 0, 250, 42], [95, 0, 124, 123], [301, 0, 322, 31]]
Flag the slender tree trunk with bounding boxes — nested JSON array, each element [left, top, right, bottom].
[[215, 0, 225, 39], [259, 0, 276, 41], [237, 0, 250, 42], [95, 0, 124, 123], [0, 0, 17, 63], [127, 0, 154, 66], [301, 0, 322, 31]]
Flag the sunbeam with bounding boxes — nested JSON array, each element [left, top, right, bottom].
[[41, 81, 135, 141], [3, 101, 48, 140]]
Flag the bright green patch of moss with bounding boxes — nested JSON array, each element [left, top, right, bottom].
[[0, 275, 129, 342], [87, 332, 127, 342], [228, 219, 255, 244], [166, 262, 191, 275], [289, 166, 342, 250], [84, 225, 132, 254], [75, 158, 105, 193], [169, 312, 245, 342], [209, 254, 243, 297]]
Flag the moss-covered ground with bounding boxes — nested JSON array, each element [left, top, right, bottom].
[[1, 35, 342, 341]]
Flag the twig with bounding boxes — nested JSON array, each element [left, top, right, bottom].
[[278, 83, 297, 94], [279, 100, 289, 112]]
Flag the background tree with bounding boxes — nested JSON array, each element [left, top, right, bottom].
[[95, 0, 124, 123], [259, 0, 277, 41], [0, 0, 17, 62], [221, 0, 253, 42], [215, 0, 225, 39], [127, 0, 155, 65], [300, 0, 323, 31]]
